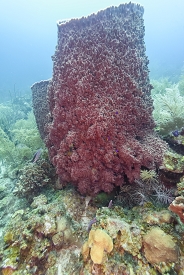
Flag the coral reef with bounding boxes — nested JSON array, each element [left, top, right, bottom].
[[1, 186, 184, 274], [2, 3, 184, 275], [142, 209, 173, 225], [0, 127, 16, 165], [0, 95, 32, 134], [0, 105, 14, 135], [0, 189, 96, 275], [13, 158, 56, 202], [80, 204, 184, 274], [116, 169, 175, 207], [31, 80, 50, 140], [179, 71, 184, 96], [151, 77, 173, 96], [177, 176, 184, 196], [0, 110, 44, 171], [151, 76, 184, 156], [143, 227, 178, 264], [0, 177, 23, 237], [162, 150, 184, 173], [36, 2, 168, 196], [153, 84, 184, 136], [169, 196, 184, 223], [158, 149, 184, 192], [162, 128, 184, 156], [12, 112, 43, 151], [168, 177, 184, 223]]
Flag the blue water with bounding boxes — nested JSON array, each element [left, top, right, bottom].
[[0, 0, 184, 101]]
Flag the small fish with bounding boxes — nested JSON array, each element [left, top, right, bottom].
[[87, 217, 97, 232], [172, 130, 179, 137], [31, 148, 42, 163], [180, 128, 184, 136], [108, 200, 113, 208]]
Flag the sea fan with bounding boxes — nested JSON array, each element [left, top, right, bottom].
[[152, 183, 175, 205], [152, 84, 184, 136]]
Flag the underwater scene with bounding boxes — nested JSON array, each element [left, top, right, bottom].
[[0, 0, 184, 274]]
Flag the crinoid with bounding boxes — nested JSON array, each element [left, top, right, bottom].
[[116, 180, 152, 207], [140, 169, 158, 185], [116, 185, 134, 207], [152, 183, 175, 205], [116, 168, 174, 207], [132, 179, 151, 206]]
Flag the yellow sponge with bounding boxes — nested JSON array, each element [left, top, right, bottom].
[[82, 229, 113, 264]]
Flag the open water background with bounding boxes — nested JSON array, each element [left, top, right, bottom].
[[0, 0, 184, 101]]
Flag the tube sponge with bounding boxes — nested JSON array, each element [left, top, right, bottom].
[[82, 229, 113, 264]]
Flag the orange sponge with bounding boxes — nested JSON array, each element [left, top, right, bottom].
[[82, 229, 113, 264]]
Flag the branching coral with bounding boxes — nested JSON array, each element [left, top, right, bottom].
[[0, 109, 44, 171], [140, 169, 158, 184], [0, 104, 14, 134], [0, 127, 16, 164], [12, 112, 43, 150], [153, 84, 184, 136], [116, 169, 174, 207], [13, 158, 56, 201], [151, 78, 173, 96], [178, 71, 184, 96], [169, 196, 184, 223]]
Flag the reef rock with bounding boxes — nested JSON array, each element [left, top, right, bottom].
[[143, 227, 179, 264]]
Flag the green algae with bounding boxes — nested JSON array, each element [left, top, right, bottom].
[[1, 185, 184, 274], [0, 102, 44, 172], [0, 189, 95, 274], [163, 150, 184, 173]]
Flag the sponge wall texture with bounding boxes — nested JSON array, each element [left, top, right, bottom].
[[43, 3, 167, 195]]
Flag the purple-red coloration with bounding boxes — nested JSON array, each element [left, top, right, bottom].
[[45, 3, 167, 195]]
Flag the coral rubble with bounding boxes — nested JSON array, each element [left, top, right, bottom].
[[143, 227, 178, 264], [1, 188, 184, 274], [0, 189, 96, 275]]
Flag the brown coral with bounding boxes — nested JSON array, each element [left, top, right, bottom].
[[143, 227, 179, 264], [169, 196, 184, 223], [13, 159, 56, 202]]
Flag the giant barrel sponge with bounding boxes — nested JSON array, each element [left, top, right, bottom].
[[32, 3, 167, 195]]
